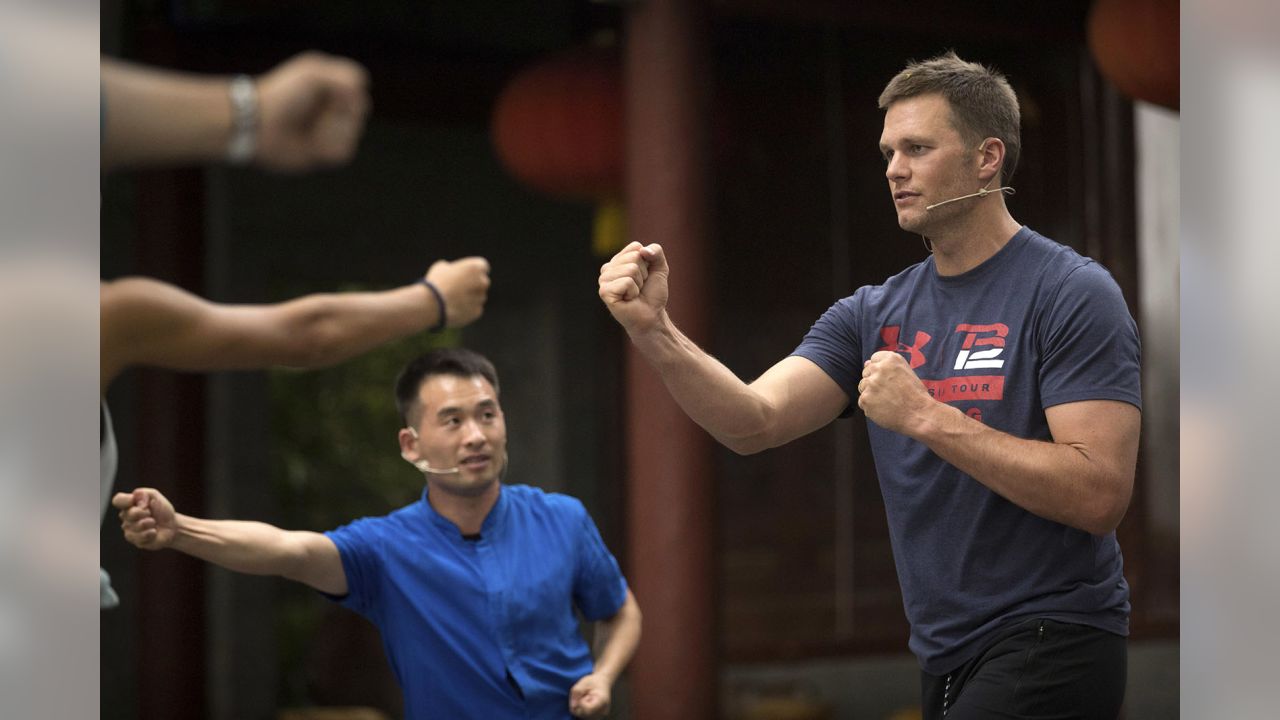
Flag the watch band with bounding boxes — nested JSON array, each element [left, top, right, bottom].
[[226, 74, 258, 164]]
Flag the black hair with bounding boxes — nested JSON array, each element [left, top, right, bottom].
[[394, 348, 500, 426]]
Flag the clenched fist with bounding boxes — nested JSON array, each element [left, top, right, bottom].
[[111, 488, 177, 550], [857, 350, 936, 436], [425, 257, 491, 329], [598, 241, 668, 335], [255, 51, 371, 172], [568, 672, 612, 718]]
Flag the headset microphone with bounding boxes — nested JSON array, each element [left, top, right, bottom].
[[405, 457, 462, 475], [917, 184, 1015, 254], [925, 185, 1015, 211]]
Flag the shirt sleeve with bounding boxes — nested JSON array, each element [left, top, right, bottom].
[[1038, 261, 1143, 410], [322, 517, 384, 619], [791, 293, 863, 414], [571, 502, 628, 622]]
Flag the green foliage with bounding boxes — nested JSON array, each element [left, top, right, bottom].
[[269, 330, 461, 530]]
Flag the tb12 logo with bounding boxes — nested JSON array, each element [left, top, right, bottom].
[[953, 323, 1008, 370]]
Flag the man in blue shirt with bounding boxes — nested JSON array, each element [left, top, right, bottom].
[[598, 52, 1138, 719], [114, 348, 642, 719]]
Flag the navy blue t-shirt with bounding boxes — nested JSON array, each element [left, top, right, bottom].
[[325, 484, 628, 720], [793, 227, 1141, 674]]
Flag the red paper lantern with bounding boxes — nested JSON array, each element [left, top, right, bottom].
[[491, 49, 624, 199], [1088, 0, 1179, 110]]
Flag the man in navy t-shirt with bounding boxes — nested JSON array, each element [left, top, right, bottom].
[[599, 51, 1138, 719], [114, 348, 642, 720]]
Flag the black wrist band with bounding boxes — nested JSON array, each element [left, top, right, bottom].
[[419, 279, 447, 332]]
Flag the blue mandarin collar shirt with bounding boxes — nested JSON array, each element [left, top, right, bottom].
[[325, 483, 628, 720]]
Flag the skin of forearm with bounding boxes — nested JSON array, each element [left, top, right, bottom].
[[170, 513, 306, 580], [101, 59, 233, 170], [908, 403, 1132, 535], [590, 595, 642, 683], [628, 313, 774, 453], [274, 284, 436, 368]]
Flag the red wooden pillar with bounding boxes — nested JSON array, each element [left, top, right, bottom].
[[127, 25, 211, 718], [133, 167, 209, 720], [624, 0, 716, 717]]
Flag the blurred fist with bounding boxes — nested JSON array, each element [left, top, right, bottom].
[[598, 241, 668, 335], [568, 673, 612, 718], [425, 257, 491, 329], [255, 51, 371, 171], [111, 488, 177, 550]]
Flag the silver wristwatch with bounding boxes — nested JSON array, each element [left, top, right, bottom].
[[226, 74, 258, 164]]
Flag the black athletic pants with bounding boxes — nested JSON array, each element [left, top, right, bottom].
[[921, 619, 1127, 719]]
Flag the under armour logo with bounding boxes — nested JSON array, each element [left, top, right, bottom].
[[877, 326, 931, 369]]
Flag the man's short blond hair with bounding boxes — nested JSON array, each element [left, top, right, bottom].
[[878, 51, 1021, 183]]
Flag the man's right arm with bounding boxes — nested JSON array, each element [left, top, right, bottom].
[[598, 242, 848, 454], [101, 256, 489, 389], [102, 52, 370, 173], [112, 488, 347, 596]]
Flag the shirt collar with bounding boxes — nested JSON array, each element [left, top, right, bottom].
[[419, 483, 508, 541]]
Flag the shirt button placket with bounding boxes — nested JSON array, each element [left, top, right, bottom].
[[475, 540, 512, 692]]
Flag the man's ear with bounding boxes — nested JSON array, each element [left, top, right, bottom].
[[398, 427, 419, 459], [976, 137, 1006, 184]]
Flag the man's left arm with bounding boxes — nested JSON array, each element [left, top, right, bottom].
[[102, 52, 369, 173], [569, 589, 642, 719], [859, 350, 1140, 535]]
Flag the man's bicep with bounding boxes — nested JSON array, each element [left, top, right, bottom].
[[104, 278, 301, 371], [750, 356, 851, 448], [571, 509, 627, 619], [101, 278, 202, 377], [1045, 400, 1141, 485], [598, 588, 640, 625], [286, 532, 348, 596], [1038, 265, 1141, 409]]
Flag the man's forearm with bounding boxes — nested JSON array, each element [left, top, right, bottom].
[[101, 58, 233, 170], [627, 313, 775, 453], [170, 514, 305, 579], [908, 403, 1135, 535], [271, 283, 437, 369], [591, 592, 642, 683]]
